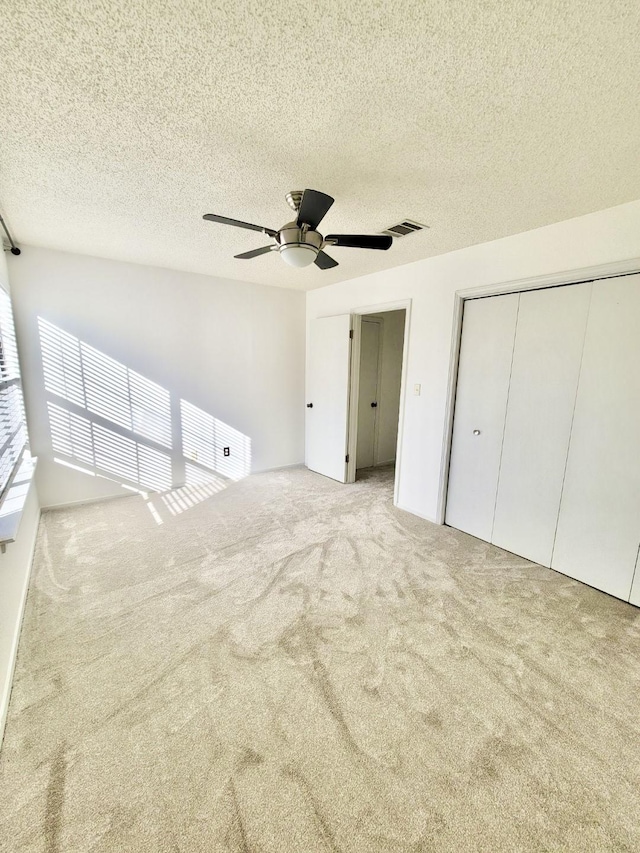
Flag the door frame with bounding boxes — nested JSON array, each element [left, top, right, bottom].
[[346, 300, 411, 508], [437, 257, 640, 525]]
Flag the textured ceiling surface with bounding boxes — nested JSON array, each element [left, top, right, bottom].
[[1, 1, 640, 291]]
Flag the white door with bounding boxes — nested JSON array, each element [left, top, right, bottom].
[[356, 319, 380, 469], [491, 283, 592, 566], [551, 274, 640, 601], [445, 293, 519, 540], [306, 314, 352, 483]]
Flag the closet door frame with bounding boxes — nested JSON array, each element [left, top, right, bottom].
[[437, 258, 640, 526]]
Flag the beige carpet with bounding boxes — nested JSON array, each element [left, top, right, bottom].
[[1, 465, 640, 852]]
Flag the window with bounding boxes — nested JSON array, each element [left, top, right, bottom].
[[0, 286, 27, 499]]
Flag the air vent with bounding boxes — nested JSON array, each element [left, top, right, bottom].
[[381, 219, 429, 239]]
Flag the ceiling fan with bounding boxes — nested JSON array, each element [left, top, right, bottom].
[[203, 189, 392, 269]]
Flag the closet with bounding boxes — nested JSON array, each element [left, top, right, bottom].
[[446, 273, 640, 604]]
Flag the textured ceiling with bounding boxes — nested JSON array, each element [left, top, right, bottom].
[[1, 1, 640, 291]]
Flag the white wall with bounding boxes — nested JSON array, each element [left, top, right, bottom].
[[307, 198, 640, 522], [9, 246, 306, 508], [365, 310, 405, 465], [0, 482, 39, 745], [0, 251, 41, 747]]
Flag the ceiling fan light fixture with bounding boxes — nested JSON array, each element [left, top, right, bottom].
[[279, 243, 318, 267]]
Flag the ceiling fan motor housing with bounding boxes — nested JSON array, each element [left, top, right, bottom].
[[277, 222, 323, 266]]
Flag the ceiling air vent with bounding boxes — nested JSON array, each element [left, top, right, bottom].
[[381, 219, 429, 239]]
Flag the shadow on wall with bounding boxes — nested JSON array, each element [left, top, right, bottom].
[[38, 318, 251, 516]]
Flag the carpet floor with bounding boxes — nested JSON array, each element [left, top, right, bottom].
[[1, 465, 639, 852]]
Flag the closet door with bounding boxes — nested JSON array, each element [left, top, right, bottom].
[[491, 283, 591, 566], [445, 293, 518, 541], [356, 319, 381, 469], [551, 274, 640, 601]]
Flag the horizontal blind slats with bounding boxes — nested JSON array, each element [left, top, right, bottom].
[[0, 289, 28, 496]]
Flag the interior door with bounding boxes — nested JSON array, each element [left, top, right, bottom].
[[551, 274, 640, 601], [356, 319, 380, 469], [445, 293, 519, 541], [305, 314, 352, 483], [491, 283, 592, 566]]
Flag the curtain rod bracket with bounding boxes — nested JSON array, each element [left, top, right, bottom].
[[0, 213, 21, 256]]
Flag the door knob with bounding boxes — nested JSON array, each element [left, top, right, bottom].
[[307, 403, 313, 408], [371, 402, 378, 408], [473, 429, 481, 435]]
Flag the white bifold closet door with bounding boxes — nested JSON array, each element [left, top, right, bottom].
[[447, 273, 640, 604], [551, 274, 640, 601], [445, 294, 519, 541], [491, 283, 592, 566]]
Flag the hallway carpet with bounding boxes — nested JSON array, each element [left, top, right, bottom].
[[1, 466, 639, 852]]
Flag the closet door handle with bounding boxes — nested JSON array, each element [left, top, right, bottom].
[[371, 402, 378, 408], [307, 403, 313, 408]]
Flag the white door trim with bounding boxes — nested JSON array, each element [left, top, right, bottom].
[[436, 257, 640, 525], [346, 300, 412, 509]]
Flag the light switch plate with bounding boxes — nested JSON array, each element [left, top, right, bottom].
[[414, 383, 421, 396]]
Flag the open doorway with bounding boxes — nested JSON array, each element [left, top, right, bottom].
[[305, 303, 409, 494], [352, 309, 406, 485]]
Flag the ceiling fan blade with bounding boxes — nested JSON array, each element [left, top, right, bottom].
[[296, 190, 335, 230], [314, 251, 339, 270], [234, 245, 274, 260], [325, 234, 393, 250], [203, 214, 277, 238]]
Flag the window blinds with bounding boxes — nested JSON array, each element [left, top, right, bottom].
[[0, 286, 27, 498]]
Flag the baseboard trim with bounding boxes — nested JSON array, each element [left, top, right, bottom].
[[41, 491, 131, 512], [394, 501, 439, 525], [252, 462, 306, 474], [41, 462, 308, 511]]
